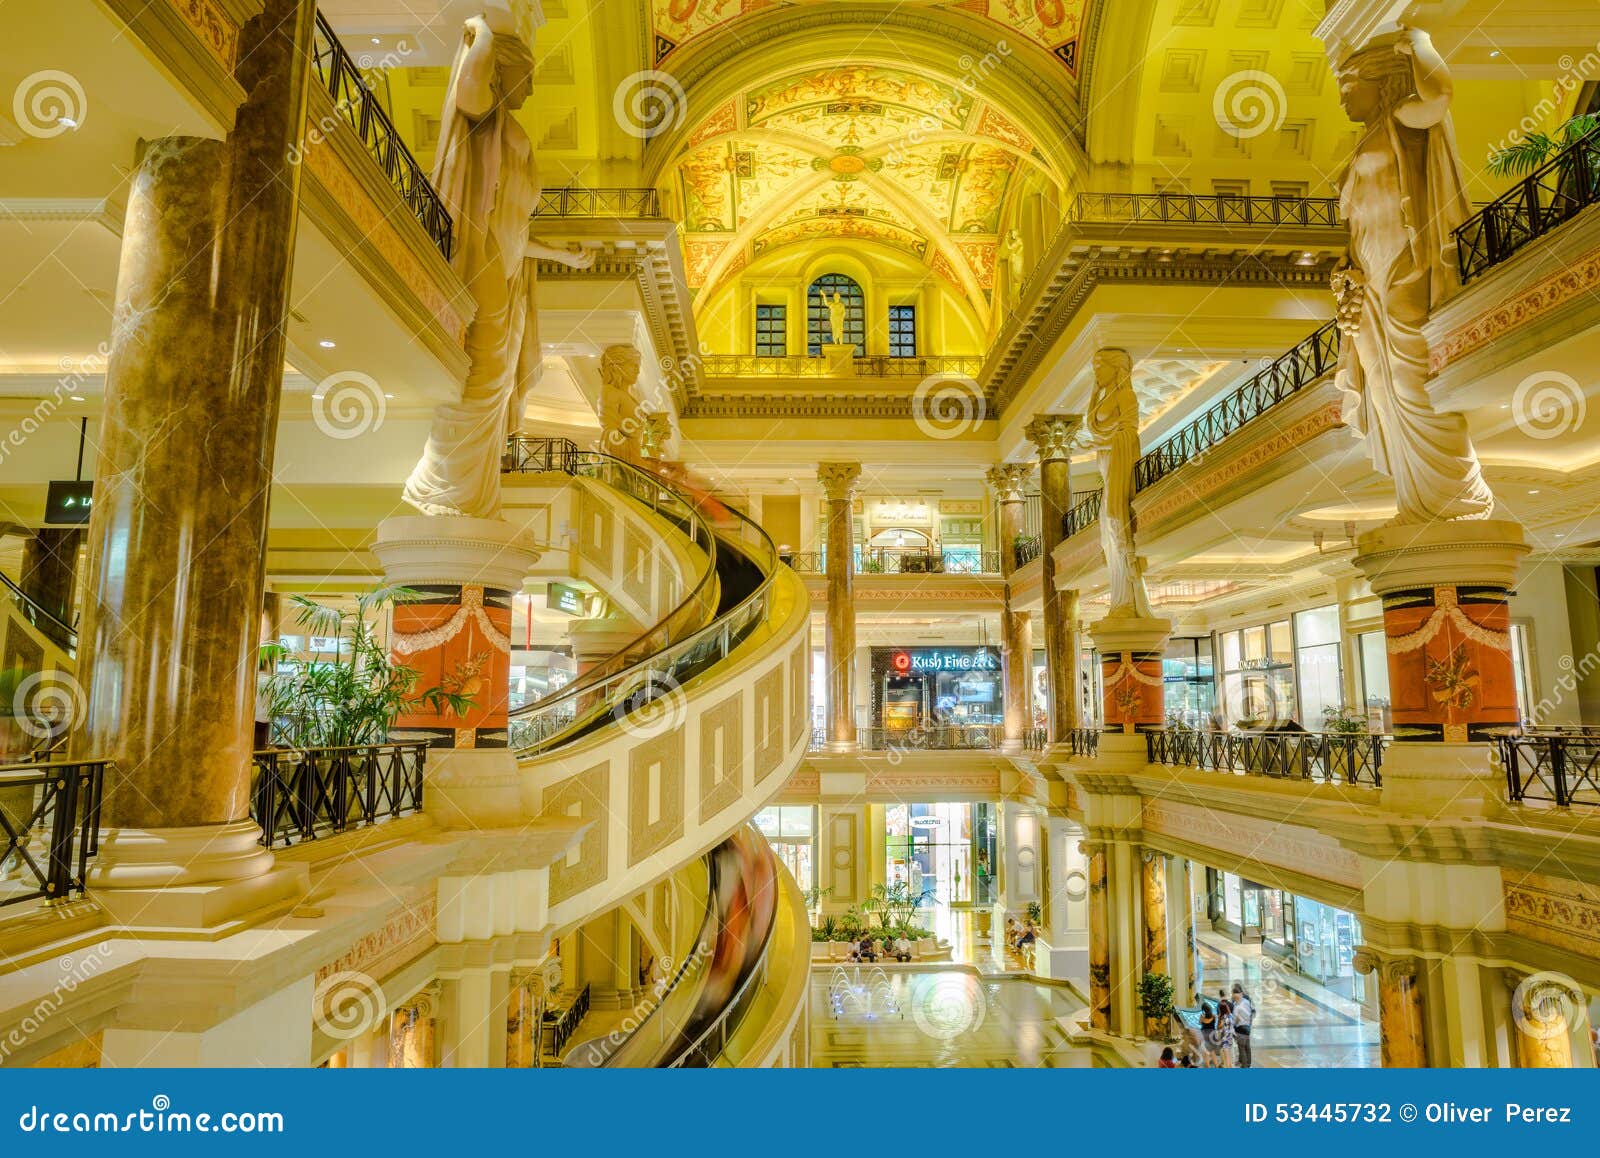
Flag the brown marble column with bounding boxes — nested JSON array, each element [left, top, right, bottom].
[[988, 463, 1034, 753], [1141, 850, 1168, 1037], [78, 0, 317, 895], [505, 973, 537, 1068], [389, 986, 439, 1069], [1505, 969, 1580, 1068], [19, 528, 81, 637], [1084, 840, 1111, 1032], [1025, 415, 1082, 745], [1353, 949, 1429, 1067], [819, 463, 861, 752]]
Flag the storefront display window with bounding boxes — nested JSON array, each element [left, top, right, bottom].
[[1356, 630, 1391, 732], [754, 806, 815, 894], [871, 647, 1001, 734], [1218, 606, 1345, 729], [1294, 606, 1343, 728], [1163, 637, 1215, 727], [883, 801, 993, 909]]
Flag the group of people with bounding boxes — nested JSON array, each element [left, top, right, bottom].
[[1158, 982, 1257, 1068], [845, 934, 914, 963], [1003, 917, 1039, 958]]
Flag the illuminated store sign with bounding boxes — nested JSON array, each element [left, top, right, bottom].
[[891, 648, 999, 673], [546, 582, 586, 615]]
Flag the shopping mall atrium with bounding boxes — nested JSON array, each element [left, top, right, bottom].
[[0, 0, 1597, 1071]]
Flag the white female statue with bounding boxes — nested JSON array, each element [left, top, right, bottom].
[[403, 12, 593, 519], [1087, 349, 1154, 619], [1332, 27, 1494, 525]]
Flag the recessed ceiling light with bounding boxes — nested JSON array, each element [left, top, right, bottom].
[[318, 339, 336, 349], [69, 394, 85, 402], [1528, 489, 1540, 495], [384, 392, 394, 399], [370, 36, 381, 44], [1500, 403, 1509, 410], [312, 393, 324, 400], [1489, 49, 1501, 58], [58, 116, 78, 129]]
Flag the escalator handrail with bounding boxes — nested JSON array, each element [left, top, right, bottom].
[[508, 451, 781, 757], [504, 444, 723, 724], [0, 571, 78, 652]]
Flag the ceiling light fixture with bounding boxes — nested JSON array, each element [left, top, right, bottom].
[[1528, 489, 1541, 495], [69, 394, 85, 402], [319, 339, 336, 348], [58, 116, 79, 129]]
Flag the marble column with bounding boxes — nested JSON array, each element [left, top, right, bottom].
[[819, 463, 862, 753], [19, 528, 81, 636], [1504, 970, 1581, 1068], [1141, 850, 1168, 1038], [389, 986, 440, 1068], [1353, 521, 1528, 815], [505, 970, 538, 1068], [78, 0, 318, 905], [1025, 414, 1083, 745], [1084, 840, 1111, 1032], [988, 462, 1034, 753], [1353, 949, 1428, 1068]]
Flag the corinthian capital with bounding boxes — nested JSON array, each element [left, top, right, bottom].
[[818, 462, 862, 503], [985, 463, 1033, 504], [1024, 414, 1082, 462]]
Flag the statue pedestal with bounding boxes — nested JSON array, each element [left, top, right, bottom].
[[1090, 614, 1172, 746], [822, 343, 857, 377], [1353, 519, 1527, 816], [373, 516, 540, 829]]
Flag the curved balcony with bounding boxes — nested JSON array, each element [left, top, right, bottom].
[[1456, 127, 1600, 283]]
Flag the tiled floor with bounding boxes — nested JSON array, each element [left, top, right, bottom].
[[809, 967, 1106, 1068], [1195, 933, 1380, 1068]]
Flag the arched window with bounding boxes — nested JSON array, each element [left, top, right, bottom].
[[807, 274, 865, 356]]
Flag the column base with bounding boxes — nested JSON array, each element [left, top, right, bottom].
[[1379, 740, 1503, 818], [821, 343, 856, 376], [1093, 730, 1152, 774], [425, 747, 528, 829], [86, 820, 307, 929]]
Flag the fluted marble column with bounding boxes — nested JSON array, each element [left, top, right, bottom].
[[1084, 840, 1111, 1032], [19, 528, 81, 638], [1141, 850, 1168, 1037], [1353, 949, 1429, 1067], [78, 0, 317, 901], [988, 463, 1034, 753], [1025, 415, 1082, 745], [1504, 970, 1581, 1068], [819, 463, 862, 753]]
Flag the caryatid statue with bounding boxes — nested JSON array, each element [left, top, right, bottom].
[[1332, 27, 1494, 525], [1087, 349, 1154, 619], [402, 12, 595, 519]]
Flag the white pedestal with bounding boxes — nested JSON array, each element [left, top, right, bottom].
[[822, 343, 857, 377]]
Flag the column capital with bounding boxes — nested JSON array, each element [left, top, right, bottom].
[[1351, 947, 1417, 983], [407, 983, 443, 1019], [818, 462, 862, 502], [1024, 414, 1082, 462], [985, 462, 1033, 504]]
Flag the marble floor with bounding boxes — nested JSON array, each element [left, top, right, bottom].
[[1195, 933, 1380, 1068], [808, 967, 1107, 1068]]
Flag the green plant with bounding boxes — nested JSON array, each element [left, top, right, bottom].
[[263, 585, 474, 749], [1322, 705, 1367, 735], [802, 885, 834, 914], [1025, 900, 1042, 925], [1138, 971, 1177, 1038], [863, 880, 932, 934], [1487, 113, 1600, 178]]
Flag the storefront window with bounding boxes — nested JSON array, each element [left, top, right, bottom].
[[1163, 637, 1215, 727], [754, 806, 815, 894], [871, 648, 1002, 733], [883, 802, 993, 911], [1294, 605, 1343, 728], [1356, 630, 1391, 732], [1219, 619, 1296, 727]]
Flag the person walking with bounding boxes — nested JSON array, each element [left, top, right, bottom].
[[1214, 999, 1237, 1068], [1231, 983, 1256, 1068]]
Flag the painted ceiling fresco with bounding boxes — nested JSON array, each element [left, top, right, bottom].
[[672, 63, 1055, 310], [650, 0, 1087, 73]]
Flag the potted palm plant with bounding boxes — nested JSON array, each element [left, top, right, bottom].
[[1138, 971, 1177, 1041]]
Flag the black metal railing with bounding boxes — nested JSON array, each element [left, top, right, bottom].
[[1133, 321, 1340, 492], [0, 759, 105, 906], [311, 12, 453, 258], [1457, 127, 1600, 282], [1071, 192, 1342, 229], [1023, 726, 1048, 752], [1061, 491, 1102, 539], [250, 742, 427, 847], [1012, 535, 1042, 569], [698, 354, 984, 379], [782, 548, 1001, 576], [543, 982, 591, 1057], [0, 573, 77, 655], [503, 435, 581, 474], [1066, 728, 1100, 758], [1147, 729, 1385, 787], [534, 187, 661, 218], [1497, 732, 1600, 807]]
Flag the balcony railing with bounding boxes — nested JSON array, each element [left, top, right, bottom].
[[1133, 320, 1340, 493], [1497, 732, 1600, 807], [543, 982, 591, 1058], [1457, 127, 1600, 283], [1023, 726, 1047, 752], [534, 187, 662, 218], [1071, 192, 1342, 229], [1066, 727, 1100, 758], [503, 435, 582, 474], [782, 548, 1000, 576], [1012, 535, 1042, 569], [699, 354, 984, 379], [857, 724, 1003, 752], [250, 742, 427, 848], [1146, 729, 1385, 787], [0, 759, 105, 906], [1062, 490, 1102, 539], [311, 12, 452, 258]]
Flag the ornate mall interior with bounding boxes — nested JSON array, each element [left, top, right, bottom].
[[0, 0, 1598, 1069]]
